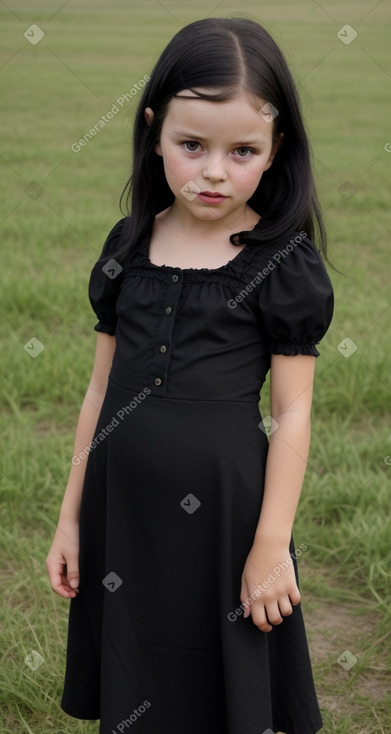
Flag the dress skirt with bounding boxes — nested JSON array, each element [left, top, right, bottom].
[[60, 377, 323, 734]]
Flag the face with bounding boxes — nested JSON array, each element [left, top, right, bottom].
[[145, 89, 283, 226]]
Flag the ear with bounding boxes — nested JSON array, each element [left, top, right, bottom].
[[144, 107, 154, 126], [264, 132, 284, 171], [144, 107, 162, 156]]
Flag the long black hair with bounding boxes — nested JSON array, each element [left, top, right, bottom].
[[117, 17, 332, 265]]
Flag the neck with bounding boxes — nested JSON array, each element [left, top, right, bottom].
[[156, 202, 261, 240]]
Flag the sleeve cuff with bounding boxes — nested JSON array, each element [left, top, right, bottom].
[[93, 322, 116, 335], [268, 341, 320, 357]]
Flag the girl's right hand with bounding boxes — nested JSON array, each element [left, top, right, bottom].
[[45, 519, 80, 598]]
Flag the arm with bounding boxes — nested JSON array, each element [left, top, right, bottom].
[[240, 353, 316, 632], [45, 332, 116, 598]]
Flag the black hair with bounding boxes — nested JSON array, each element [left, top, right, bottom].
[[117, 16, 333, 266]]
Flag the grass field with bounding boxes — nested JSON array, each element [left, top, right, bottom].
[[1, 1, 390, 732]]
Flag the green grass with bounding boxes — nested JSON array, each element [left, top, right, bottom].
[[1, 1, 390, 732]]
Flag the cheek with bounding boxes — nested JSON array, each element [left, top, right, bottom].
[[163, 149, 196, 185], [236, 165, 264, 192]]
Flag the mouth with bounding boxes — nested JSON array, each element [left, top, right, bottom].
[[197, 191, 228, 204], [200, 191, 226, 197]]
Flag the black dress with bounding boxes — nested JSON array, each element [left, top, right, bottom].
[[60, 217, 334, 734]]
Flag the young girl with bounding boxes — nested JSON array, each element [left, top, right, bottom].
[[46, 16, 334, 734]]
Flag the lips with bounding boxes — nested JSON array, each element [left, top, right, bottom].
[[197, 191, 228, 205], [199, 191, 226, 197]]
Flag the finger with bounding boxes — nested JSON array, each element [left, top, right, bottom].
[[54, 549, 80, 592], [61, 571, 80, 594], [47, 560, 78, 598], [50, 571, 78, 598], [264, 602, 283, 626], [58, 581, 79, 599], [240, 592, 252, 618], [278, 596, 293, 617], [46, 559, 65, 592], [257, 619, 273, 633], [289, 587, 301, 606], [242, 603, 251, 619], [240, 582, 252, 619], [66, 563, 80, 591], [252, 606, 273, 633]]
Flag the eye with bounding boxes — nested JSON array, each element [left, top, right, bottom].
[[183, 141, 201, 153], [235, 147, 254, 158]]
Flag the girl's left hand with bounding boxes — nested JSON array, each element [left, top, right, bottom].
[[240, 540, 301, 632]]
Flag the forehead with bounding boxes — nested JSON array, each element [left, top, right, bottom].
[[162, 89, 275, 139]]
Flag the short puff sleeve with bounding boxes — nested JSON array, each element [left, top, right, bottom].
[[258, 235, 334, 357], [88, 218, 127, 335]]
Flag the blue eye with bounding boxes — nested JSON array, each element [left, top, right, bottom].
[[183, 141, 200, 152]]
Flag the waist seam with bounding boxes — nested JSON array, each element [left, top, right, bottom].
[[107, 376, 260, 405]]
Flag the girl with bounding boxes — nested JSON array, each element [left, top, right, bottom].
[[46, 16, 334, 734]]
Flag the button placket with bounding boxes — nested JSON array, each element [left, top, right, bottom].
[[150, 270, 183, 394]]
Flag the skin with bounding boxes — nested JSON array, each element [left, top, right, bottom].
[[45, 333, 116, 598], [144, 89, 284, 268], [47, 89, 316, 668]]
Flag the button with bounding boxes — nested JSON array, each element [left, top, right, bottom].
[[160, 345, 167, 353], [165, 306, 172, 315], [154, 377, 162, 386], [172, 274, 179, 282]]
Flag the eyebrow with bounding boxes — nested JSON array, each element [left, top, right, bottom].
[[173, 130, 266, 145]]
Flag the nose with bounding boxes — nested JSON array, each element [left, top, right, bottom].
[[202, 152, 228, 182]]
